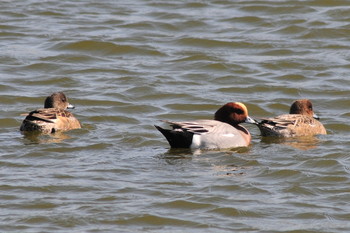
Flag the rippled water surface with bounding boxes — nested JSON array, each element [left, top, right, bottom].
[[1, 0, 350, 232]]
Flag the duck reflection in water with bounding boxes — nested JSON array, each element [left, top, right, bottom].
[[22, 131, 72, 144]]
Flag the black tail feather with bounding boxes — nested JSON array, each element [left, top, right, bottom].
[[155, 125, 193, 148]]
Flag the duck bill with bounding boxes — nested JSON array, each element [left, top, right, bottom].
[[67, 103, 75, 109], [313, 113, 320, 120], [245, 116, 258, 124]]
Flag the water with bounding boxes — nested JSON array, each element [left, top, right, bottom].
[[1, 0, 349, 232]]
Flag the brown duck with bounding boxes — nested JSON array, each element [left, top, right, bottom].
[[20, 92, 81, 133], [256, 99, 327, 137]]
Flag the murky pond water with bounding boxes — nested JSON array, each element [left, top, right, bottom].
[[1, 0, 349, 232]]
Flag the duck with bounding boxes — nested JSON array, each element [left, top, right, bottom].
[[255, 99, 327, 137], [155, 102, 256, 149], [20, 92, 81, 134]]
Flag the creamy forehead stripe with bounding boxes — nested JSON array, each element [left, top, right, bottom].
[[235, 102, 248, 115]]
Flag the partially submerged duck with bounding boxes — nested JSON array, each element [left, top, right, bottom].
[[255, 99, 326, 137], [155, 102, 256, 149], [20, 92, 81, 134]]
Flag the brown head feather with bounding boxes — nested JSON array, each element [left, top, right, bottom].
[[214, 102, 248, 126], [289, 99, 315, 116], [44, 92, 71, 109]]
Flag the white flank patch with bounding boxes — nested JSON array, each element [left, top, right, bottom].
[[191, 134, 201, 148]]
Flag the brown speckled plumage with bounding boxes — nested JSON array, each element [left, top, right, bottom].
[[256, 99, 326, 137], [20, 92, 81, 133]]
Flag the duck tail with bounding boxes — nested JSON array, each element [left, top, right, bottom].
[[154, 125, 193, 148]]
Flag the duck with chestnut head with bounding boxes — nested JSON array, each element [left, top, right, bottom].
[[155, 102, 256, 149]]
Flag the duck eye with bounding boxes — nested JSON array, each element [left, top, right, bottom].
[[235, 109, 244, 114]]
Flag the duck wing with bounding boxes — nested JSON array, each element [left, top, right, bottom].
[[162, 120, 219, 134], [258, 114, 301, 127]]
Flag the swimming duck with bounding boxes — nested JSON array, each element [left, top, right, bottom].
[[155, 102, 256, 149], [20, 92, 81, 133], [256, 99, 326, 137]]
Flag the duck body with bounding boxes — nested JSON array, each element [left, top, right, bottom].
[[257, 114, 326, 137], [20, 108, 81, 134], [156, 119, 251, 149], [155, 102, 255, 149], [256, 99, 327, 137], [20, 92, 81, 133]]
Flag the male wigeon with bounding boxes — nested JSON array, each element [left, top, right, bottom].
[[155, 102, 256, 149], [255, 99, 327, 137], [20, 92, 81, 134]]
